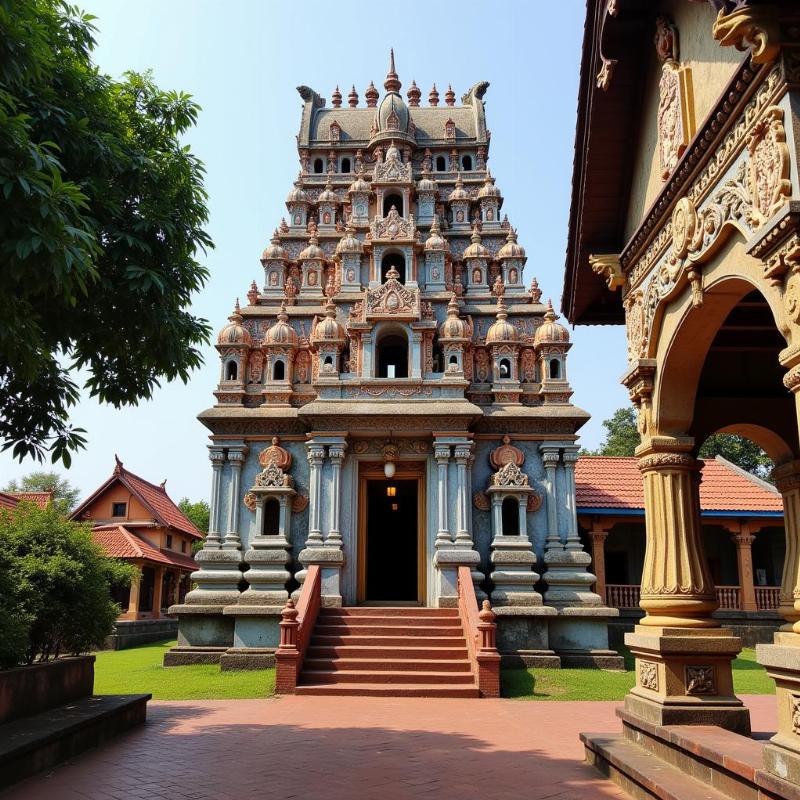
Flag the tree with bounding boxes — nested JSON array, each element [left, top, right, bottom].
[[0, 501, 136, 665], [178, 498, 209, 534], [0, 0, 212, 467], [4, 471, 80, 512], [586, 406, 774, 479]]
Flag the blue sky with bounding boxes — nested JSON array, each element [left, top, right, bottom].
[[1, 0, 629, 502]]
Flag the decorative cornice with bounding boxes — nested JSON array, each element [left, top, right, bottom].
[[712, 5, 780, 66], [589, 253, 625, 290]]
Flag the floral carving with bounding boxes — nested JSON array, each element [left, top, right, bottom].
[[291, 494, 309, 513], [624, 290, 647, 362], [473, 491, 491, 511], [526, 492, 543, 513], [792, 696, 800, 736], [364, 268, 420, 320], [258, 436, 292, 470], [746, 106, 791, 227], [491, 461, 530, 488], [255, 461, 294, 488], [639, 661, 659, 691], [371, 206, 417, 241], [489, 435, 525, 469], [243, 492, 257, 512], [658, 61, 692, 180], [373, 145, 412, 183], [685, 665, 715, 695]]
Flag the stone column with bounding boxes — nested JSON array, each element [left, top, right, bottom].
[[434, 443, 452, 546], [562, 448, 582, 552], [623, 446, 749, 733], [223, 448, 246, 549], [731, 524, 757, 613], [306, 443, 326, 546], [127, 567, 142, 617], [152, 565, 165, 619], [454, 444, 472, 547], [588, 520, 611, 603], [327, 443, 346, 547], [410, 332, 422, 379], [172, 570, 181, 607], [206, 449, 226, 548], [542, 447, 561, 550], [757, 460, 800, 782]]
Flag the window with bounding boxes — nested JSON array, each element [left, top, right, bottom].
[[313, 158, 324, 174], [377, 333, 409, 378], [499, 359, 511, 379], [462, 154, 473, 171], [263, 498, 280, 536], [166, 534, 173, 549], [383, 193, 403, 217], [225, 360, 238, 381], [502, 498, 520, 536], [449, 354, 458, 366], [181, 540, 187, 553], [273, 360, 285, 381], [435, 155, 446, 172], [381, 252, 406, 284], [112, 502, 127, 517], [341, 157, 351, 174], [324, 355, 333, 366], [549, 358, 560, 379]]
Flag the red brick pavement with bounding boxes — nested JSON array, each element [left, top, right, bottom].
[[2, 695, 777, 800]]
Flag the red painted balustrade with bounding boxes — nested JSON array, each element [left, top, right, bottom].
[[456, 565, 500, 698]]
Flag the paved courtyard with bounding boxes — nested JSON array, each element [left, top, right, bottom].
[[4, 695, 777, 800]]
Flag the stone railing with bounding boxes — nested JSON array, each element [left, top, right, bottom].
[[275, 565, 321, 694], [606, 584, 641, 608], [715, 585, 741, 610], [755, 586, 781, 611], [457, 565, 500, 698]]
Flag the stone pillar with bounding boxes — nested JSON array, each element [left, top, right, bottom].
[[172, 570, 181, 607], [152, 565, 165, 619], [542, 447, 560, 550], [306, 443, 326, 546], [454, 444, 472, 547], [588, 520, 611, 602], [223, 448, 246, 549], [562, 449, 582, 552], [206, 449, 225, 548], [327, 443, 346, 547], [434, 443, 451, 546], [757, 460, 800, 782], [623, 446, 749, 734], [127, 567, 142, 617], [731, 524, 757, 613]]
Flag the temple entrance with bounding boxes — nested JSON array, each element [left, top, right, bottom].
[[357, 465, 424, 604]]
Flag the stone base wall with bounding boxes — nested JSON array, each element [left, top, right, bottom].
[[104, 619, 178, 651]]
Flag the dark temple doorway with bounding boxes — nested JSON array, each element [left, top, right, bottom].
[[365, 478, 418, 602]]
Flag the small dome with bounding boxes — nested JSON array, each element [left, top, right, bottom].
[[335, 225, 363, 255], [498, 228, 526, 260], [439, 294, 468, 340], [376, 93, 410, 136], [318, 178, 339, 204], [448, 173, 470, 202], [534, 300, 570, 345], [218, 300, 252, 346], [424, 216, 448, 252], [416, 167, 438, 193], [463, 226, 488, 260], [286, 179, 309, 204], [299, 233, 325, 262], [312, 299, 345, 343], [265, 303, 298, 347], [477, 170, 501, 199], [348, 170, 370, 194], [486, 297, 518, 344], [261, 231, 288, 261]]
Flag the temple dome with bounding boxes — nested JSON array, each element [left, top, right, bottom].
[[318, 178, 339, 204], [439, 294, 468, 340], [416, 168, 438, 193], [335, 226, 363, 255], [448, 174, 470, 202], [486, 297, 518, 344], [218, 301, 251, 346], [299, 233, 325, 261], [534, 301, 570, 345], [463, 227, 488, 259], [477, 171, 501, 199], [312, 299, 345, 343], [424, 216, 448, 251], [265, 303, 298, 347], [498, 228, 525, 259], [261, 232, 288, 261], [286, 180, 309, 204], [348, 171, 370, 194]]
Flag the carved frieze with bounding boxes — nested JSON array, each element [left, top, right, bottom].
[[657, 61, 694, 181], [490, 461, 530, 488], [363, 269, 420, 320], [747, 106, 791, 228], [639, 661, 659, 691], [371, 206, 418, 241]]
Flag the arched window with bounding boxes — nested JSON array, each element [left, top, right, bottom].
[[341, 157, 351, 174], [377, 332, 409, 378], [381, 252, 406, 284], [323, 355, 333, 367], [262, 498, 280, 536], [549, 358, 560, 380], [313, 158, 324, 174], [225, 360, 238, 381], [383, 192, 403, 217], [435, 155, 446, 172], [273, 360, 285, 381], [449, 354, 458, 367], [462, 154, 473, 171], [502, 498, 520, 536], [499, 358, 511, 379]]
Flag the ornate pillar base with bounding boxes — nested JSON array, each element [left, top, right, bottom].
[[240, 536, 291, 606], [490, 535, 543, 607], [434, 548, 481, 608], [542, 547, 604, 607], [757, 632, 800, 784], [624, 625, 750, 734], [293, 546, 344, 607], [179, 548, 244, 608]]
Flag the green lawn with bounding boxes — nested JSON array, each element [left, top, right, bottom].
[[93, 640, 275, 700], [501, 647, 775, 700], [93, 640, 774, 701]]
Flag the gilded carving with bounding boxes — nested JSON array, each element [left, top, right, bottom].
[[639, 661, 659, 691], [623, 290, 647, 362], [670, 198, 697, 261], [785, 273, 800, 325], [746, 106, 791, 228], [711, 6, 780, 66], [588, 253, 624, 290], [685, 665, 716, 695], [792, 696, 800, 736], [657, 61, 693, 180]]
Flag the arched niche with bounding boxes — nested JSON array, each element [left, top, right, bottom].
[[435, 155, 446, 172], [501, 497, 520, 535], [313, 157, 324, 174], [383, 192, 403, 217], [225, 360, 238, 381], [381, 251, 406, 284], [376, 327, 409, 379]]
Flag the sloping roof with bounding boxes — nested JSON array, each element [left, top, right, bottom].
[[0, 491, 53, 510], [71, 457, 203, 539], [0, 492, 19, 510], [91, 525, 198, 571], [576, 455, 782, 516]]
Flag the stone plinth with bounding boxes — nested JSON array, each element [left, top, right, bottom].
[[490, 535, 543, 607], [547, 606, 625, 669], [494, 606, 560, 667]]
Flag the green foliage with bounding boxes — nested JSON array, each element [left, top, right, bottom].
[[0, 0, 212, 466], [0, 502, 136, 665], [699, 434, 773, 480], [178, 497, 209, 554], [583, 407, 640, 457], [4, 470, 80, 512]]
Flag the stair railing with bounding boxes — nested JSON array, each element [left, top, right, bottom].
[[457, 565, 501, 698], [275, 565, 322, 693]]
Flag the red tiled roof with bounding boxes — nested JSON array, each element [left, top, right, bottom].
[[0, 492, 19, 510], [91, 525, 198, 571], [576, 456, 782, 515], [9, 491, 52, 509], [71, 458, 203, 539]]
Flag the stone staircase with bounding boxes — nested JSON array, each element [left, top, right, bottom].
[[295, 607, 480, 697]]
